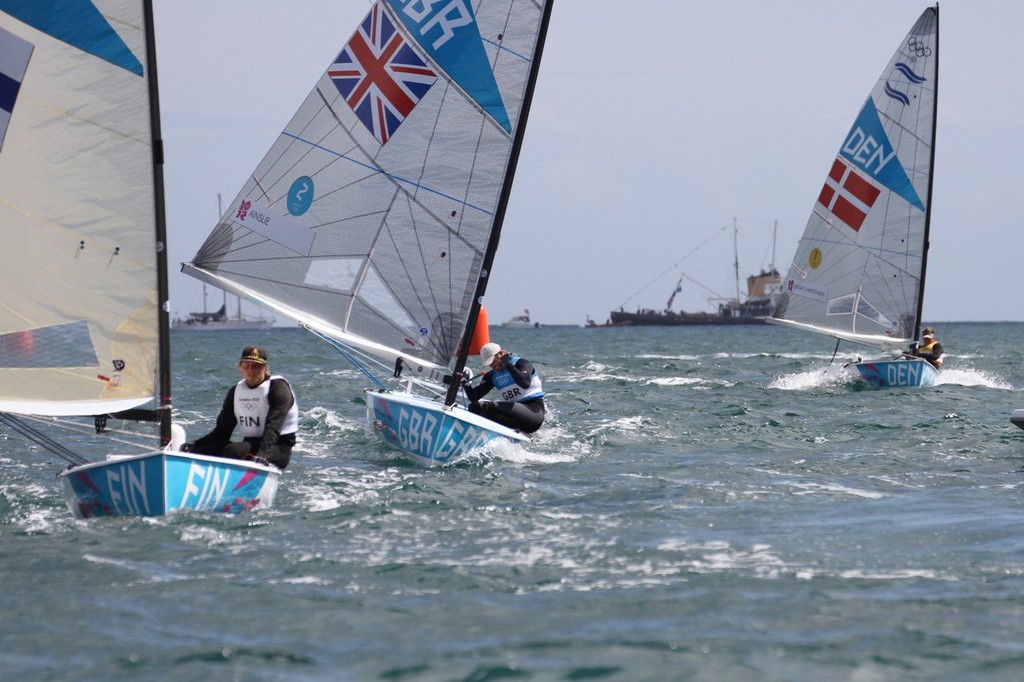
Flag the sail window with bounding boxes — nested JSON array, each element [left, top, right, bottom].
[[305, 258, 361, 291], [0, 321, 97, 368], [359, 266, 415, 329]]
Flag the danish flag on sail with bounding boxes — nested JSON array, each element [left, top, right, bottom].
[[817, 158, 881, 232], [329, 3, 437, 145]]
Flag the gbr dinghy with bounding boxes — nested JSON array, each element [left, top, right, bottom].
[[183, 1, 554, 465], [769, 6, 940, 388], [0, 0, 279, 517]]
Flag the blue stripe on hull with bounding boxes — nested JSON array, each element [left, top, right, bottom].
[[366, 392, 525, 466], [58, 452, 279, 518], [853, 359, 938, 388]]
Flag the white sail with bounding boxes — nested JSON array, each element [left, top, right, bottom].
[[770, 7, 938, 351], [184, 0, 550, 385], [0, 1, 164, 416]]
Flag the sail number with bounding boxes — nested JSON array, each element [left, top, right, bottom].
[[388, 405, 494, 462]]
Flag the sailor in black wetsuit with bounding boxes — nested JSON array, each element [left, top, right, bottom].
[[182, 345, 299, 468], [463, 342, 545, 434]]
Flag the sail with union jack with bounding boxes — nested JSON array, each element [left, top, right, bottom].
[[329, 3, 437, 145], [185, 0, 553, 465]]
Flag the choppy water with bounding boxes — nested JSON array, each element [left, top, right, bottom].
[[3, 322, 1024, 681]]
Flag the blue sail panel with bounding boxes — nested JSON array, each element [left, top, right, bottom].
[[0, 0, 143, 76], [386, 0, 511, 132]]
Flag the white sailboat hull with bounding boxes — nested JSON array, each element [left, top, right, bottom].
[[58, 451, 280, 519], [172, 319, 273, 332], [365, 389, 529, 466]]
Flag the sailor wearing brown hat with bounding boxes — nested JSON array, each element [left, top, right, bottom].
[[181, 345, 299, 468]]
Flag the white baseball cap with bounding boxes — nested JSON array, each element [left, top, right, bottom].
[[480, 342, 501, 369]]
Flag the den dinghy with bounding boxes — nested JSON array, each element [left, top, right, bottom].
[[768, 6, 940, 388]]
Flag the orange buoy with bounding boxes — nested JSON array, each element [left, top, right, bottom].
[[468, 305, 490, 356]]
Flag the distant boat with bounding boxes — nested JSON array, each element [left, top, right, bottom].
[[501, 309, 540, 329], [609, 219, 781, 327], [174, 195, 274, 332], [173, 291, 274, 332], [585, 315, 630, 328], [610, 268, 780, 326], [768, 6, 939, 388]]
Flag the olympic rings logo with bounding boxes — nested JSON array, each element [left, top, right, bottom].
[[908, 37, 931, 57]]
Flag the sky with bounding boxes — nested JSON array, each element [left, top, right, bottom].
[[153, 1, 1023, 326]]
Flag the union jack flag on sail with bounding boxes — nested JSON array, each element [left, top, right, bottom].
[[329, 2, 437, 145], [817, 157, 881, 232]]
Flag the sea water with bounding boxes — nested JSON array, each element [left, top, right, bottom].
[[2, 322, 1023, 681]]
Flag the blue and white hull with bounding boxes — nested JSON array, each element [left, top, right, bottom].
[[851, 357, 938, 388], [57, 452, 280, 519], [365, 390, 529, 466]]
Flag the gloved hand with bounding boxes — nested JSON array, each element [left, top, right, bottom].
[[180, 442, 195, 452], [501, 353, 512, 368]]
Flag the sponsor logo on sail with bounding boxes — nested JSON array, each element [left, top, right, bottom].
[[234, 197, 314, 256], [787, 278, 828, 303]]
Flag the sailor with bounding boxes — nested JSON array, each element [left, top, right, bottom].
[[907, 326, 945, 369], [182, 345, 299, 468], [462, 342, 545, 434]]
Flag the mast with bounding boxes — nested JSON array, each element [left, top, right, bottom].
[[771, 220, 778, 307], [443, 1, 555, 407], [913, 4, 939, 342], [732, 217, 740, 306], [143, 0, 172, 446]]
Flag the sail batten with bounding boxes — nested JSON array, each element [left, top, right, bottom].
[[771, 6, 938, 352]]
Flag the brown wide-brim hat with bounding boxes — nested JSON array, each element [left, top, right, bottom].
[[239, 345, 267, 365]]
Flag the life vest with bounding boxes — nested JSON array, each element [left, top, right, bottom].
[[489, 355, 544, 403], [919, 340, 944, 367], [233, 376, 299, 438]]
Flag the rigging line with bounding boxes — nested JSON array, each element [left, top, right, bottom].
[[619, 222, 732, 307], [0, 413, 89, 465], [305, 326, 389, 391], [829, 337, 841, 366]]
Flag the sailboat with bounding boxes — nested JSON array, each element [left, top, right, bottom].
[[173, 285, 275, 331], [502, 309, 539, 329], [183, 0, 554, 465], [0, 1, 279, 517], [174, 194, 273, 331], [768, 6, 940, 388]]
